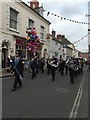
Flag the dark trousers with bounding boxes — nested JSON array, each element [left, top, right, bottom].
[[36, 68, 39, 74], [75, 70, 78, 78], [41, 66, 44, 73], [47, 67, 51, 75], [69, 72, 74, 84], [65, 66, 68, 75], [51, 67, 55, 81], [60, 68, 64, 76], [13, 73, 22, 89], [31, 68, 36, 79]]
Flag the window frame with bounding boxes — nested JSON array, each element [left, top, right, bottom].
[[28, 19, 34, 28], [10, 7, 19, 30], [40, 26, 44, 40]]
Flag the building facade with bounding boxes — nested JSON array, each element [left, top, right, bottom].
[[0, 0, 50, 68], [49, 30, 74, 60]]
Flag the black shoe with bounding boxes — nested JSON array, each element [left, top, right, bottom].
[[11, 88, 16, 91]]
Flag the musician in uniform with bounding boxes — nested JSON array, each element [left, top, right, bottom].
[[10, 51, 24, 91], [46, 58, 51, 75], [30, 56, 37, 79], [68, 61, 76, 84], [59, 58, 65, 76], [49, 57, 58, 81]]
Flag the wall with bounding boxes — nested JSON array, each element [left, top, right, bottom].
[[50, 39, 64, 59]]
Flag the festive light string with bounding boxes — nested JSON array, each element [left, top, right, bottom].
[[47, 11, 89, 25]]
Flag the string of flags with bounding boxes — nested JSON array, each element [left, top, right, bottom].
[[47, 11, 89, 25], [73, 34, 88, 44]]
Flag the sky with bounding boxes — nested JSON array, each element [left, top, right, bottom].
[[22, 0, 89, 52]]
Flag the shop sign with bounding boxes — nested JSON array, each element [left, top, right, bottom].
[[16, 39, 26, 45]]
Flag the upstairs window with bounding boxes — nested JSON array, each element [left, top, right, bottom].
[[28, 19, 34, 28], [10, 8, 18, 30], [40, 26, 44, 40]]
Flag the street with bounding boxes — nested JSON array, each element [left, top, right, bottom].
[[2, 67, 88, 118]]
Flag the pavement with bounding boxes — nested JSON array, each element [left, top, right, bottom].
[[0, 67, 30, 78]]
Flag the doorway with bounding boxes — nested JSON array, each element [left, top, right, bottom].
[[2, 41, 10, 68], [2, 48, 8, 68]]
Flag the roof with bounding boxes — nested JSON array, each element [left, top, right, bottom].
[[66, 45, 73, 50], [21, 2, 51, 25], [52, 38, 63, 45], [60, 36, 73, 45], [52, 35, 73, 46]]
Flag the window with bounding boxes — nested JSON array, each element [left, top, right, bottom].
[[10, 8, 18, 30], [55, 51, 58, 57], [40, 26, 44, 40], [28, 19, 34, 28]]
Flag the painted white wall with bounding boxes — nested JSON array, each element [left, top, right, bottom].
[[50, 39, 65, 59]]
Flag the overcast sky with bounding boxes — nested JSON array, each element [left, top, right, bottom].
[[22, 0, 89, 52]]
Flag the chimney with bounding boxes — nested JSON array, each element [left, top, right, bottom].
[[30, 0, 39, 9], [61, 35, 65, 38], [57, 34, 62, 39], [52, 30, 56, 38]]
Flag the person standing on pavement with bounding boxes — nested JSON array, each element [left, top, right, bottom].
[[10, 51, 24, 91]]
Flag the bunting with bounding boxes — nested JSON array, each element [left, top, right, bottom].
[[47, 11, 89, 25], [73, 34, 88, 44]]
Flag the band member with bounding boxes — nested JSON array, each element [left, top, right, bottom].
[[49, 57, 58, 81], [46, 58, 51, 75], [68, 62, 76, 84], [40, 57, 45, 73], [59, 58, 65, 76], [65, 59, 69, 75], [30, 56, 37, 79], [10, 51, 24, 91]]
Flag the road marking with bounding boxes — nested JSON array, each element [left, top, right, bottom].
[[69, 69, 87, 120], [56, 87, 69, 94]]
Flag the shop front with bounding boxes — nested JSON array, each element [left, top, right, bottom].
[[15, 36, 43, 60], [27, 42, 43, 60], [16, 39, 26, 58], [13, 35, 27, 59]]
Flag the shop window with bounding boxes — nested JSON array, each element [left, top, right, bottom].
[[55, 52, 58, 57]]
